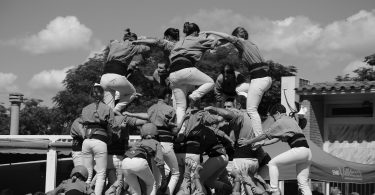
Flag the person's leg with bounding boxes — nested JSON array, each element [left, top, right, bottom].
[[93, 139, 108, 195], [175, 153, 186, 194], [170, 85, 188, 128], [107, 155, 124, 194], [246, 76, 272, 137], [100, 73, 117, 109], [81, 139, 94, 183], [235, 82, 250, 97], [72, 151, 84, 167], [184, 68, 214, 101], [107, 154, 117, 186], [161, 142, 180, 195], [268, 147, 310, 194], [110, 75, 137, 113], [134, 159, 157, 195], [122, 158, 142, 195], [296, 149, 312, 195], [200, 155, 230, 194]]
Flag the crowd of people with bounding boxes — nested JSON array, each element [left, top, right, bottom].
[[46, 22, 313, 195]]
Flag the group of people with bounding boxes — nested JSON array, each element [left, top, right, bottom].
[[47, 22, 313, 195]]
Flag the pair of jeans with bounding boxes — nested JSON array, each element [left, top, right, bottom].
[[169, 67, 214, 126], [122, 157, 156, 195], [200, 155, 230, 194], [107, 155, 124, 189], [153, 142, 180, 195], [247, 76, 272, 137], [268, 147, 312, 195], [72, 151, 83, 167], [100, 73, 137, 113], [82, 138, 108, 195]]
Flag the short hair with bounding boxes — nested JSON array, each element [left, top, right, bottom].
[[91, 85, 104, 101], [269, 103, 287, 115], [236, 95, 246, 109], [123, 28, 137, 41], [183, 22, 200, 36], [220, 64, 235, 75], [164, 28, 180, 41], [232, 27, 249, 40], [155, 86, 171, 99], [224, 97, 235, 103]]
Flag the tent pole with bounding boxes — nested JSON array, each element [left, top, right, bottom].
[[279, 181, 284, 195], [325, 182, 330, 195], [45, 147, 57, 192]]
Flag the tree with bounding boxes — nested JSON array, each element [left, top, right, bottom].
[[0, 104, 10, 135], [335, 54, 375, 81], [19, 99, 55, 135], [364, 53, 375, 66]]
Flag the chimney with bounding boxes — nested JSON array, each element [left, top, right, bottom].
[[9, 93, 23, 135]]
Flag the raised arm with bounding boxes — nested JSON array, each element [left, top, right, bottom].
[[123, 112, 149, 120], [204, 106, 236, 121], [132, 38, 158, 45], [203, 31, 237, 42], [238, 133, 268, 147]]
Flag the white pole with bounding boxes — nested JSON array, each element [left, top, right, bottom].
[[45, 148, 57, 192], [279, 181, 284, 195], [325, 182, 330, 195]]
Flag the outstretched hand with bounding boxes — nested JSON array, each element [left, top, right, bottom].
[[204, 106, 215, 112], [237, 138, 252, 147]]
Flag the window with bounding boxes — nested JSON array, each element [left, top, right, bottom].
[[326, 102, 373, 117]]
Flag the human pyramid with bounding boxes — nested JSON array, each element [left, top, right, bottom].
[[47, 22, 313, 195]]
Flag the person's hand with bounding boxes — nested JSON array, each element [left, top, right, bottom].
[[252, 140, 264, 150], [175, 133, 185, 143], [204, 106, 215, 112], [230, 168, 241, 179], [122, 111, 131, 116], [237, 138, 252, 147]]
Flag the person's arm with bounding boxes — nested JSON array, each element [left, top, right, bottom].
[[203, 31, 237, 43], [132, 38, 158, 45], [214, 75, 225, 103], [213, 128, 234, 147], [263, 138, 280, 146], [123, 112, 149, 120], [238, 133, 268, 147], [204, 106, 235, 121], [45, 181, 66, 195]]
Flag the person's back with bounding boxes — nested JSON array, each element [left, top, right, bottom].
[[46, 166, 94, 195]]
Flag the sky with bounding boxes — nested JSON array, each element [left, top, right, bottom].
[[0, 0, 375, 107]]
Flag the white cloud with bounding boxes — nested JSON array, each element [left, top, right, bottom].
[[168, 9, 375, 81], [19, 16, 93, 54], [28, 66, 73, 90], [0, 72, 19, 93]]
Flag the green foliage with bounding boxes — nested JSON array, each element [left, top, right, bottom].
[[335, 54, 375, 81], [0, 104, 10, 135], [19, 99, 64, 135], [335, 67, 375, 81]]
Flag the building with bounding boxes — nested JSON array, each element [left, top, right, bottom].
[[282, 77, 375, 164]]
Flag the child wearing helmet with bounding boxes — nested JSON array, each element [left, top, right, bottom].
[[121, 123, 167, 195], [46, 165, 94, 195]]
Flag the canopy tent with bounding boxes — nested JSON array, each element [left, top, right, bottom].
[[259, 139, 375, 183]]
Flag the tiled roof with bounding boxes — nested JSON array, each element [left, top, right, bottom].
[[296, 81, 375, 95]]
